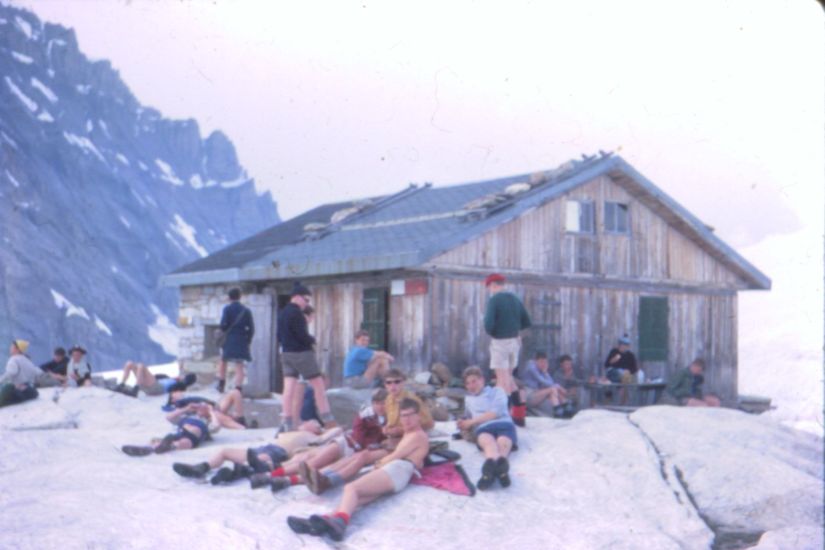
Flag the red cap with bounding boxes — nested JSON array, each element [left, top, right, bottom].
[[484, 273, 506, 286]]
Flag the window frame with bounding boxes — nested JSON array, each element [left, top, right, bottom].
[[565, 199, 595, 234], [604, 201, 630, 234]]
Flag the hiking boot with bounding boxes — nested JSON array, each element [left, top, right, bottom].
[[235, 416, 247, 428], [210, 467, 235, 485], [215, 379, 225, 393], [476, 458, 496, 491], [287, 516, 319, 536], [173, 462, 210, 479], [249, 472, 272, 490], [309, 514, 347, 542], [154, 434, 176, 454], [232, 463, 253, 480], [495, 457, 511, 488], [300, 462, 331, 495], [270, 477, 291, 493], [121, 445, 153, 457], [247, 448, 273, 474]]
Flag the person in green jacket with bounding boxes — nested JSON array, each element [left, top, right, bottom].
[[483, 273, 532, 426], [663, 359, 720, 407]]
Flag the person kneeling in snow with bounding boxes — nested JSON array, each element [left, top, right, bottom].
[[114, 360, 197, 397], [458, 366, 517, 491], [172, 420, 339, 486], [121, 401, 243, 457], [0, 340, 41, 408], [286, 397, 429, 542]]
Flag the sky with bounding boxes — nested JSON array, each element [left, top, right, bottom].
[[11, 0, 824, 248]]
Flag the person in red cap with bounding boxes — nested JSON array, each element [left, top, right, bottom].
[[483, 273, 531, 426]]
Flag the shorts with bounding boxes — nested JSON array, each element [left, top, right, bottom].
[[178, 417, 209, 448], [281, 351, 321, 380], [331, 434, 355, 458], [379, 459, 417, 493], [475, 420, 518, 447], [490, 338, 520, 371], [252, 444, 289, 465], [606, 368, 635, 384], [143, 378, 177, 396], [343, 375, 372, 389]]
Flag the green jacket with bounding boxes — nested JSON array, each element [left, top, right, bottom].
[[667, 368, 700, 400], [484, 291, 531, 339]]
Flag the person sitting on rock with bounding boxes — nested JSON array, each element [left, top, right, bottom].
[[121, 401, 244, 457], [553, 354, 587, 409], [0, 340, 41, 408], [343, 330, 394, 389], [382, 368, 434, 449], [171, 420, 337, 485], [66, 345, 93, 387], [662, 359, 721, 407], [458, 366, 517, 491], [286, 397, 429, 542], [38, 347, 69, 387], [521, 351, 572, 417], [114, 360, 197, 397]]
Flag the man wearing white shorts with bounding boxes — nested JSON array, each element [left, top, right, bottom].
[[483, 273, 531, 426], [287, 397, 429, 542]]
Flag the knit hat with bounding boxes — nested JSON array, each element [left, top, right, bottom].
[[618, 335, 631, 345], [484, 273, 506, 286], [291, 281, 311, 297], [12, 339, 29, 354]]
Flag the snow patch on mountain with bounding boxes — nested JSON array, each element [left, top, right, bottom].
[[62, 132, 106, 163], [148, 305, 178, 356], [169, 214, 208, 257], [50, 289, 90, 321], [5, 76, 37, 112], [31, 77, 57, 103], [94, 315, 113, 336], [11, 50, 33, 64]]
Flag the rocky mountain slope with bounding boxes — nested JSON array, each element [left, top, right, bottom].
[[0, 3, 279, 368]]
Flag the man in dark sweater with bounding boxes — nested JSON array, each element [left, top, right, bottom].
[[483, 273, 531, 426], [215, 288, 254, 393], [38, 347, 69, 387], [604, 335, 638, 384], [277, 282, 335, 432]]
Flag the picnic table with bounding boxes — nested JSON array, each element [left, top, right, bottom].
[[584, 381, 667, 409]]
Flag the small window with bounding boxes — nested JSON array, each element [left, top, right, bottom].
[[565, 200, 594, 233], [604, 202, 629, 234]]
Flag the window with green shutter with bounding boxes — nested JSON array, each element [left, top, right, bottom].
[[361, 287, 389, 350], [638, 296, 668, 361]]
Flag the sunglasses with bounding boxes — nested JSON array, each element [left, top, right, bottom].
[[384, 379, 403, 385]]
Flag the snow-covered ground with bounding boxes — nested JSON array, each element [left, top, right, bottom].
[[738, 227, 824, 436], [0, 389, 820, 549]]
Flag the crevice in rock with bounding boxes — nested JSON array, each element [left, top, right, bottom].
[[626, 415, 765, 550]]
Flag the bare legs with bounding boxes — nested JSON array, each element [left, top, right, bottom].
[[120, 361, 157, 387], [335, 468, 395, 517], [476, 433, 513, 461]]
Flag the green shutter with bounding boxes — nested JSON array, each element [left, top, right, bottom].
[[639, 296, 668, 361], [361, 288, 388, 350]]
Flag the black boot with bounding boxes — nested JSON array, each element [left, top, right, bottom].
[[477, 458, 497, 491], [310, 514, 347, 542], [287, 516, 319, 536], [173, 462, 210, 478], [495, 456, 511, 488]]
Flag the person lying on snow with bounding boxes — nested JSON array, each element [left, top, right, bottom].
[[458, 366, 516, 491], [171, 420, 340, 485], [287, 397, 429, 542], [121, 401, 244, 457], [113, 360, 197, 397]]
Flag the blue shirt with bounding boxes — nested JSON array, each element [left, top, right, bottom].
[[464, 386, 512, 429], [521, 360, 557, 389], [343, 346, 375, 378]]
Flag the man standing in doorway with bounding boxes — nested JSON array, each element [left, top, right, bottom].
[[483, 273, 531, 427], [277, 282, 336, 432]]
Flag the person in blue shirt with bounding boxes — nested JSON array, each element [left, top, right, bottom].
[[520, 351, 571, 417], [342, 330, 394, 389]]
